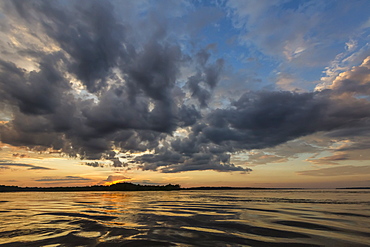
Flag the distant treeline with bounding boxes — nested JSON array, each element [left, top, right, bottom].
[[182, 186, 304, 190], [182, 186, 269, 190], [2, 184, 366, 192], [0, 182, 181, 192], [0, 184, 301, 192], [337, 187, 370, 190]]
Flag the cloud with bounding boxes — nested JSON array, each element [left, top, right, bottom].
[[0, 0, 193, 155], [305, 137, 370, 165], [204, 53, 370, 150], [0, 162, 52, 170], [0, 1, 370, 175], [35, 176, 91, 182], [267, 139, 323, 158], [226, 0, 370, 65], [275, 72, 302, 91], [104, 175, 130, 182], [227, 0, 316, 60], [306, 153, 349, 165], [186, 47, 225, 107], [226, 0, 370, 95], [203, 91, 339, 148], [161, 162, 251, 173], [12, 153, 28, 158], [297, 165, 370, 176], [328, 56, 370, 95], [130, 180, 161, 185], [245, 152, 288, 165], [0, 0, 244, 173]]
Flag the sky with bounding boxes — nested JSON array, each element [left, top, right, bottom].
[[0, 0, 370, 188]]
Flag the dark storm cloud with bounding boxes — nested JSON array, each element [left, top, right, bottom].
[[7, 0, 128, 93], [126, 41, 182, 101], [0, 0, 220, 171], [187, 48, 225, 107], [201, 90, 370, 150], [135, 143, 251, 173], [160, 151, 250, 173], [177, 105, 201, 127], [0, 1, 188, 153], [0, 54, 69, 115]]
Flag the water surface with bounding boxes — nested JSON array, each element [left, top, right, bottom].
[[0, 189, 369, 246]]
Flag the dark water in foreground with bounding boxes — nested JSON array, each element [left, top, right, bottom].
[[0, 190, 369, 247]]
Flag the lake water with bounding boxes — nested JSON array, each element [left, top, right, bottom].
[[0, 189, 369, 246]]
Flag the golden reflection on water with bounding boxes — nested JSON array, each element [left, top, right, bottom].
[[0, 190, 369, 246], [181, 226, 226, 234]]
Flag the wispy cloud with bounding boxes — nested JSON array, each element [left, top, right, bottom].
[[298, 165, 370, 176], [35, 176, 91, 182], [0, 162, 52, 170]]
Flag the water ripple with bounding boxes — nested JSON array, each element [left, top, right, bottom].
[[0, 190, 369, 246]]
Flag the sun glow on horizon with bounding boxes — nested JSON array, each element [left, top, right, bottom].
[[104, 179, 131, 186]]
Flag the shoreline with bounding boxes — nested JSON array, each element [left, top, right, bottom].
[[1, 183, 369, 192]]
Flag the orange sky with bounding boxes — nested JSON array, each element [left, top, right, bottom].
[[1, 142, 369, 188]]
